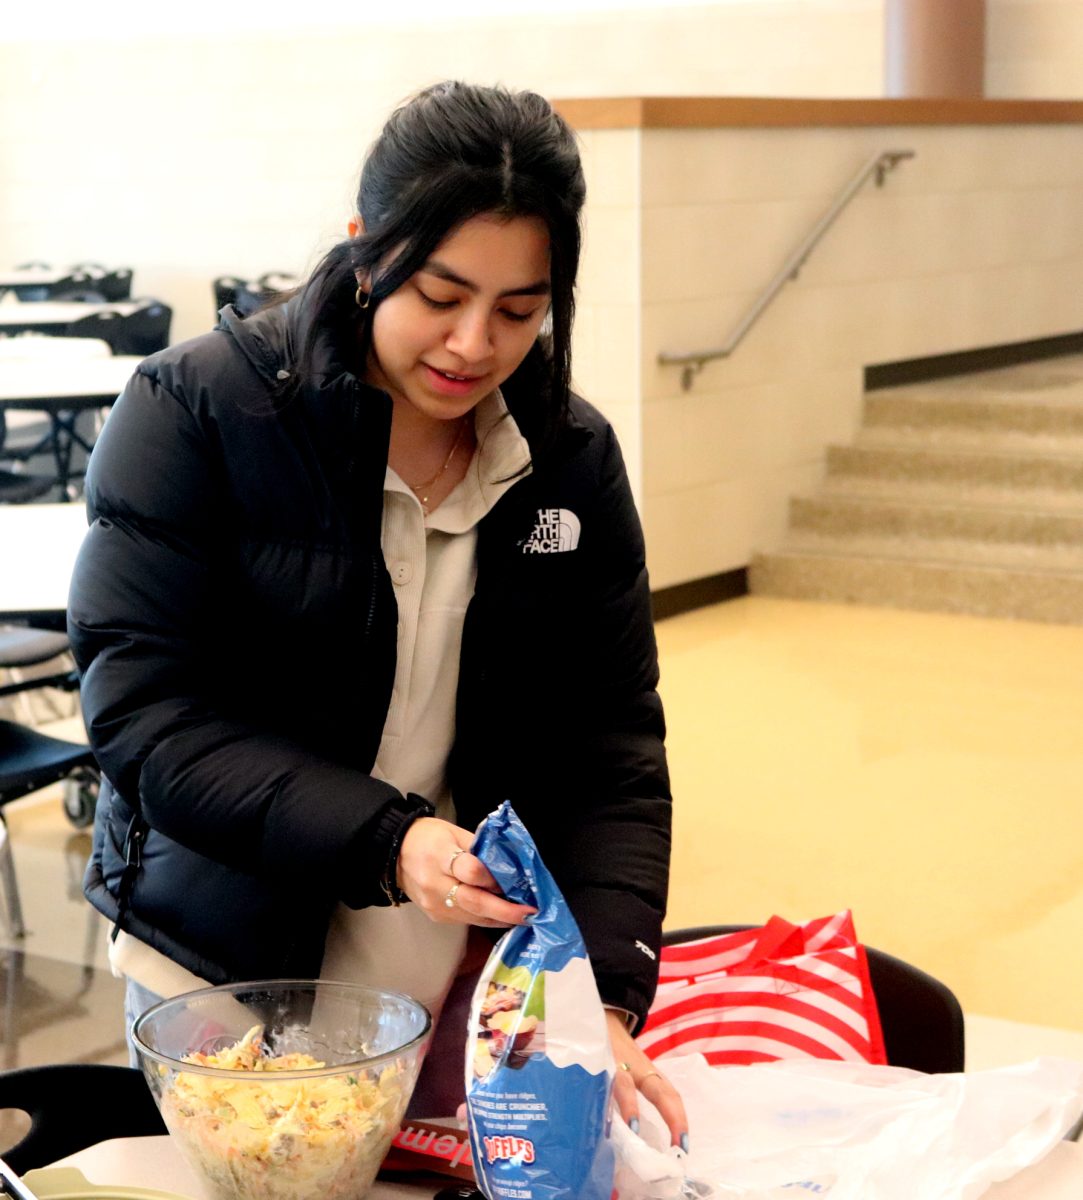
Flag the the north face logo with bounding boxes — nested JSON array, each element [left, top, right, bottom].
[[522, 507, 580, 553]]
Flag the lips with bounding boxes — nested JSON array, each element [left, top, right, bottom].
[[423, 364, 485, 397]]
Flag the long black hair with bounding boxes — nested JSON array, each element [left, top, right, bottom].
[[297, 81, 586, 457]]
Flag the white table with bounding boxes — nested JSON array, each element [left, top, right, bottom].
[[43, 1133, 1083, 1199], [0, 355, 140, 498], [52, 1136, 432, 1199], [0, 302, 138, 336], [0, 502, 89, 620], [0, 268, 68, 290], [0, 355, 140, 405]]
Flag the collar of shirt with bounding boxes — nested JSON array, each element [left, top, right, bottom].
[[384, 388, 532, 532]]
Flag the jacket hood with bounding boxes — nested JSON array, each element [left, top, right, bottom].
[[216, 295, 354, 395], [216, 300, 294, 385]]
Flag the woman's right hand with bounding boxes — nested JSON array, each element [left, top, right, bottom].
[[397, 817, 537, 928]]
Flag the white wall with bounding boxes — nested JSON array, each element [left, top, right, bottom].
[[0, 2, 884, 345], [569, 120, 1083, 588], [987, 0, 1083, 98]]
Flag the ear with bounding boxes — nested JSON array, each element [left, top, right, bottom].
[[348, 216, 363, 239]]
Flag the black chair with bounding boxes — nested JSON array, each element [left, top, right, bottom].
[[0, 411, 55, 499], [213, 272, 296, 323], [660, 924, 965, 1074], [65, 301, 171, 358], [0, 1064, 165, 1173], [0, 470, 55, 505], [0, 625, 74, 697], [98, 268, 133, 301], [213, 274, 245, 318], [0, 625, 98, 830], [61, 309, 125, 353], [0, 723, 98, 937], [44, 272, 104, 303], [256, 270, 299, 296], [119, 300, 171, 356], [9, 264, 53, 303]]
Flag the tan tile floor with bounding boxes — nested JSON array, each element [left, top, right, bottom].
[[656, 594, 1083, 1064]]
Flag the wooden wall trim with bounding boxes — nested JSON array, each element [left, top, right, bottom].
[[552, 96, 1083, 130]]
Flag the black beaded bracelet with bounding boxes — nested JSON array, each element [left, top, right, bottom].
[[379, 798, 435, 906]]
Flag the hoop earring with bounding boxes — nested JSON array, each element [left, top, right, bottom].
[[355, 285, 372, 310]]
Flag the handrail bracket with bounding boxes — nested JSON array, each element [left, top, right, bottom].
[[657, 148, 916, 391]]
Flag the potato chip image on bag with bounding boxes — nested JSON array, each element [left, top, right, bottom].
[[465, 802, 615, 1200]]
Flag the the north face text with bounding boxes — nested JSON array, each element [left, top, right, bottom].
[[522, 508, 581, 553]]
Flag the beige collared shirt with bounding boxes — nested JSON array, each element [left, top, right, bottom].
[[319, 390, 530, 1018]]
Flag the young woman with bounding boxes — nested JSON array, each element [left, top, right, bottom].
[[69, 81, 685, 1146]]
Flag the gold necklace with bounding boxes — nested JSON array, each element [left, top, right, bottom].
[[408, 417, 469, 514]]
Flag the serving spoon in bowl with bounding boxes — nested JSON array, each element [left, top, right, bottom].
[[0, 1152, 40, 1200]]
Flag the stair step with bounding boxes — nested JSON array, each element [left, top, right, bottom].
[[791, 493, 1083, 549], [822, 474, 1083, 511], [785, 530, 1083, 572], [857, 425, 1083, 456], [748, 549, 1083, 625], [763, 357, 1083, 624], [827, 443, 1083, 494], [865, 391, 1083, 439]]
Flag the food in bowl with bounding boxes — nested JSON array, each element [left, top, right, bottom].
[[163, 1024, 405, 1198], [133, 980, 431, 1200]]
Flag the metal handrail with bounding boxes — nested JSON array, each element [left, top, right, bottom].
[[658, 148, 916, 390]]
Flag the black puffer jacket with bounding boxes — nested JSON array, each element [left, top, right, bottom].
[[69, 298, 671, 1027]]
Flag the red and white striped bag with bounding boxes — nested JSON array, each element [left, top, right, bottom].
[[637, 911, 887, 1067]]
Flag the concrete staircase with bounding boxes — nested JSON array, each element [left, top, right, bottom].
[[748, 356, 1083, 624]]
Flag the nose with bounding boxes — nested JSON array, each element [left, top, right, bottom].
[[445, 306, 493, 364]]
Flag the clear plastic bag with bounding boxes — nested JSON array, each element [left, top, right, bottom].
[[614, 1054, 1083, 1200]]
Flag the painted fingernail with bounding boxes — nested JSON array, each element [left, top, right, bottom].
[[679, 1132, 690, 1154], [629, 1117, 640, 1135]]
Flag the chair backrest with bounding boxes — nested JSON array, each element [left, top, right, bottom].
[[213, 274, 245, 315], [120, 300, 172, 356], [98, 268, 133, 301], [233, 280, 267, 317], [0, 1063, 165, 1174], [63, 310, 126, 353], [258, 270, 299, 294], [46, 271, 103, 302], [213, 272, 297, 322], [659, 924, 965, 1074]]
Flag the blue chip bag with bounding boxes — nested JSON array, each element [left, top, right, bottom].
[[466, 802, 615, 1200]]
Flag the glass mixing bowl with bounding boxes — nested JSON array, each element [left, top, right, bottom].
[[132, 979, 431, 1200]]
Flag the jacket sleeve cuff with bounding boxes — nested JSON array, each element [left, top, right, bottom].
[[340, 792, 434, 909]]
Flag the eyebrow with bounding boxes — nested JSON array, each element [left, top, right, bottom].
[[421, 260, 551, 298]]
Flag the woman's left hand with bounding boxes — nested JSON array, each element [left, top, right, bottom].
[[606, 1009, 689, 1152]]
